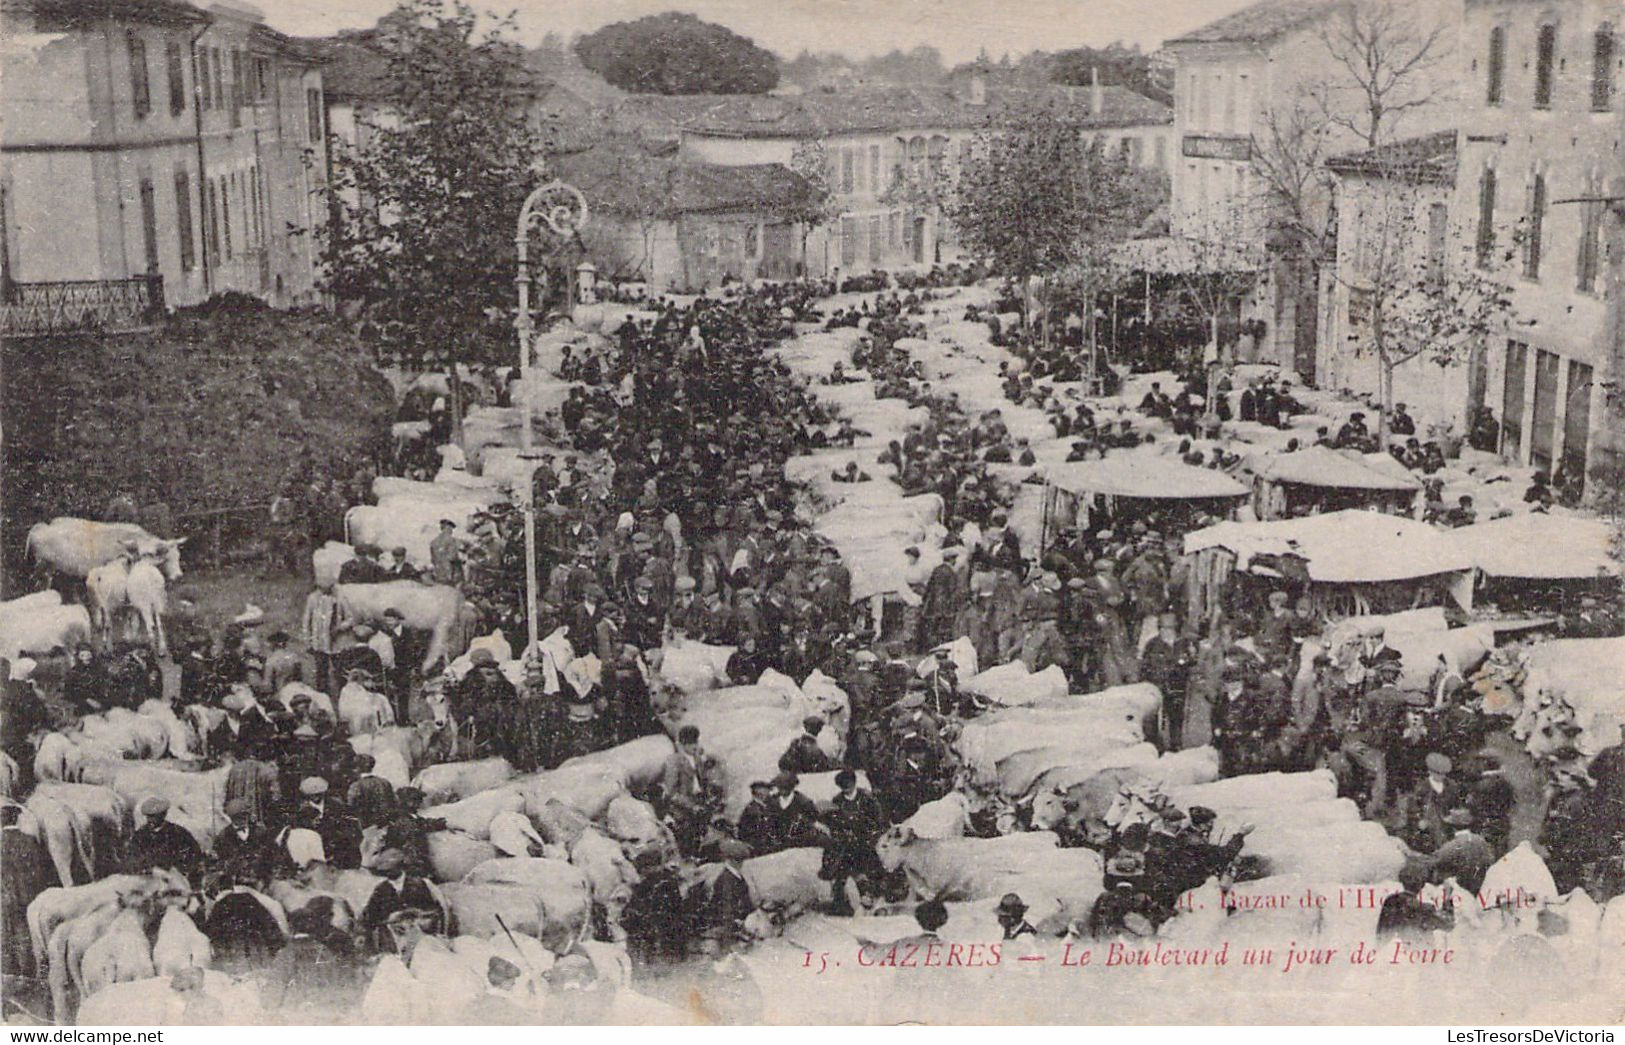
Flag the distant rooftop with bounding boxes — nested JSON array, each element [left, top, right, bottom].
[[553, 142, 812, 217], [1165, 0, 1344, 46], [670, 81, 1171, 139], [1325, 130, 1459, 185]]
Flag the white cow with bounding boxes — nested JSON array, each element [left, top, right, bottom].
[[85, 545, 184, 655], [25, 518, 177, 581], [0, 603, 93, 662]]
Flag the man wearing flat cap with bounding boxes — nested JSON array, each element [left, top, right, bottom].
[[291, 776, 363, 869], [124, 796, 203, 882]]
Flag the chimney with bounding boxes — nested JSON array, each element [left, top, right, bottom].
[[1090, 66, 1103, 115], [968, 71, 986, 106]]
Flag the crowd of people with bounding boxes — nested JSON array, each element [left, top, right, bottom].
[[3, 271, 1622, 1020]]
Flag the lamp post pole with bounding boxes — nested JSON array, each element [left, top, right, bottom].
[[513, 179, 588, 658]]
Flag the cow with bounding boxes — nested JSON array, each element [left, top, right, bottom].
[[602, 794, 677, 864], [0, 603, 93, 663], [25, 518, 176, 582], [151, 907, 211, 977], [567, 827, 639, 939], [448, 866, 592, 953], [371, 477, 506, 506], [26, 875, 150, 976], [410, 757, 516, 805], [85, 546, 183, 656], [874, 827, 1067, 901], [426, 831, 502, 883], [344, 498, 485, 570], [421, 787, 525, 840], [337, 582, 467, 672]]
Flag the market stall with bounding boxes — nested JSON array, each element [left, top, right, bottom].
[[1039, 453, 1249, 553], [1182, 508, 1476, 621], [1441, 513, 1621, 612], [1245, 446, 1422, 520]]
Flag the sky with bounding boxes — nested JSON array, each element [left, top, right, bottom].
[[252, 0, 1257, 60]]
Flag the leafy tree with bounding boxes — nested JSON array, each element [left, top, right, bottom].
[[1, 298, 393, 581], [574, 13, 778, 95], [320, 0, 545, 438], [947, 108, 1164, 336], [787, 141, 842, 273]]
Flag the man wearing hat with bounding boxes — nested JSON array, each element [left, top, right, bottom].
[[291, 777, 363, 870], [212, 796, 277, 890], [919, 546, 963, 650], [124, 797, 203, 882], [302, 579, 344, 696], [211, 685, 279, 761], [1404, 752, 1461, 850], [995, 893, 1037, 939], [701, 839, 755, 953], [778, 716, 837, 775], [1139, 613, 1195, 750], [429, 520, 463, 586], [819, 769, 885, 916], [339, 544, 389, 585], [359, 848, 440, 951], [660, 725, 715, 853], [769, 771, 822, 849], [735, 781, 780, 855]]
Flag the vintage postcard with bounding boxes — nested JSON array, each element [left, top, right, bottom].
[[0, 0, 1621, 1028]]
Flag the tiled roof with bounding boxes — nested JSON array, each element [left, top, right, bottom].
[[673, 82, 1171, 139], [5, 0, 208, 26], [553, 143, 812, 217], [1165, 0, 1344, 45], [1325, 130, 1458, 184]]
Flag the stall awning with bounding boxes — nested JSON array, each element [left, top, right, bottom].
[[1249, 446, 1421, 492], [1046, 454, 1249, 500], [1442, 513, 1621, 579], [1184, 509, 1473, 584]]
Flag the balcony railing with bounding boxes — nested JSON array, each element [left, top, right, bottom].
[[0, 275, 165, 338]]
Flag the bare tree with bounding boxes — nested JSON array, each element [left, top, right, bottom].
[[1314, 0, 1451, 149], [1330, 155, 1514, 449]]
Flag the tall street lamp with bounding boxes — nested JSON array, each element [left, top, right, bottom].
[[513, 178, 589, 657]]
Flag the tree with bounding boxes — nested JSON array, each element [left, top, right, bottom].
[[947, 108, 1163, 336], [1332, 160, 1514, 449], [320, 1, 542, 441], [1313, 0, 1450, 150], [787, 140, 841, 274], [574, 13, 778, 95]]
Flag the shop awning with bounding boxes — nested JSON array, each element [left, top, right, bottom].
[[1249, 446, 1421, 492], [1442, 513, 1621, 579], [1046, 454, 1249, 500], [1184, 509, 1473, 584]]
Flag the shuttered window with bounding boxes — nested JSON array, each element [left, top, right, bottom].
[[1486, 26, 1506, 104], [128, 32, 151, 118], [175, 171, 196, 273], [1534, 24, 1557, 108]]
